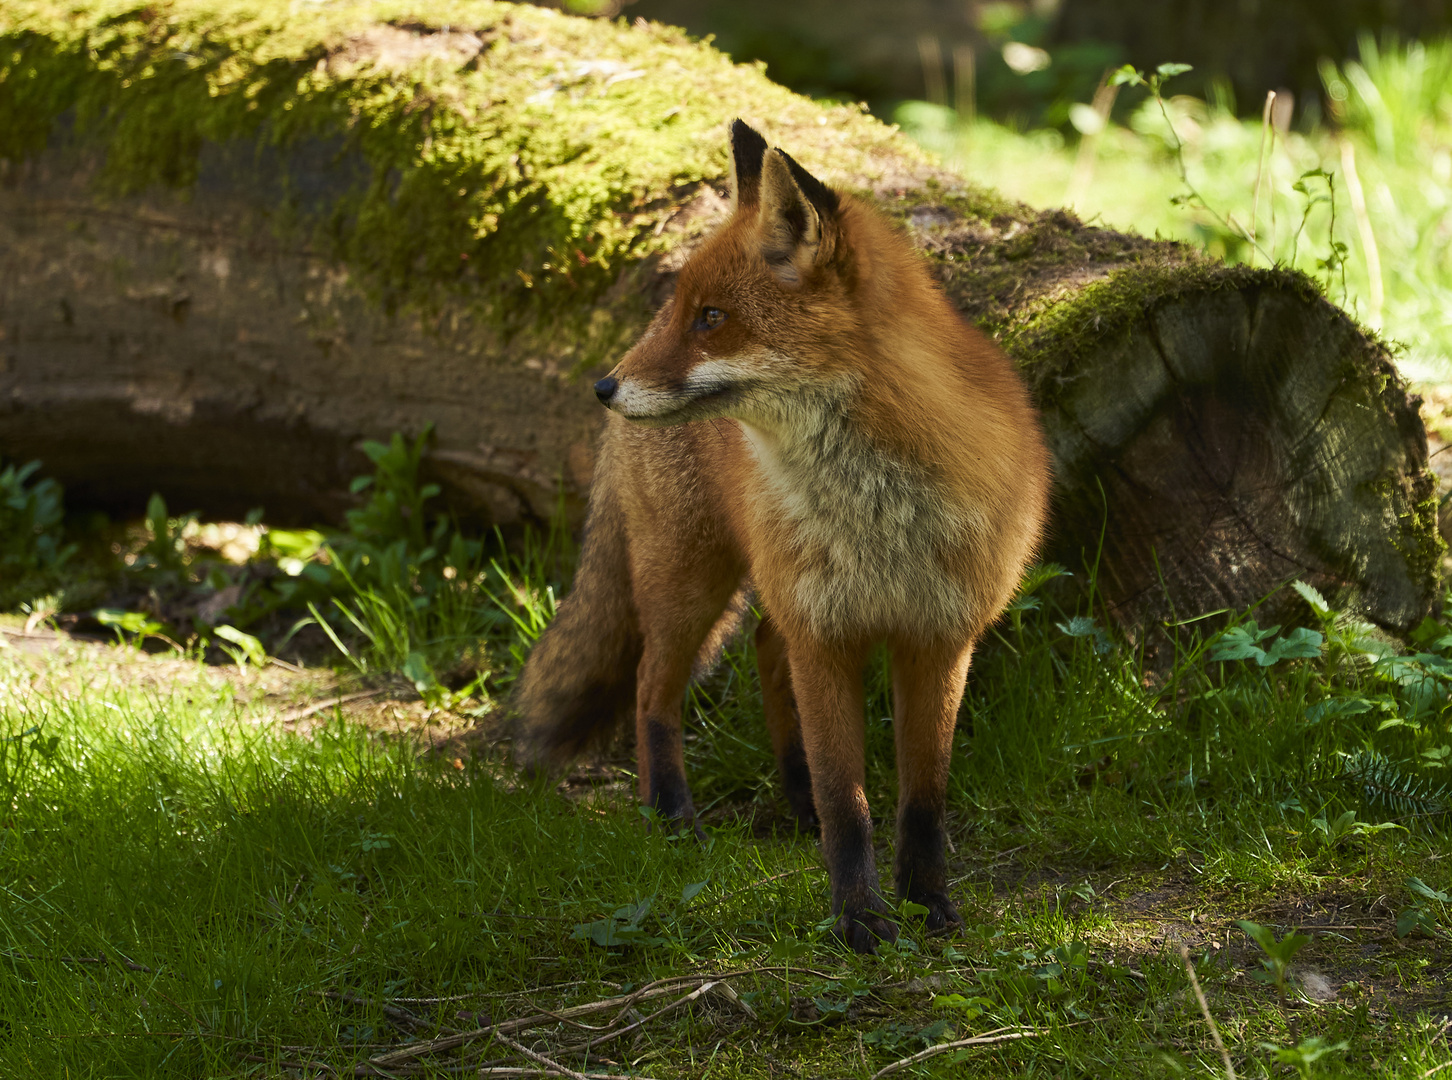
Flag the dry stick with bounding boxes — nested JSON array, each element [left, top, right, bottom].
[[603, 972, 731, 1027], [368, 970, 776, 1069], [319, 990, 459, 1036], [1423, 1061, 1452, 1079], [348, 910, 374, 957], [281, 689, 386, 724], [42, 1031, 204, 1040], [1179, 944, 1236, 1080], [7, 952, 153, 973], [1339, 138, 1384, 324], [238, 1051, 337, 1077], [1251, 90, 1277, 264], [868, 1026, 1049, 1080], [953, 44, 976, 124], [388, 994, 474, 1004], [693, 866, 815, 913], [918, 34, 946, 107], [493, 1033, 590, 1080], [553, 982, 719, 1058], [365, 979, 713, 1068], [475, 1071, 648, 1079]]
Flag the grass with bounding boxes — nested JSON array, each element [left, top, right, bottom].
[[3, 540, 1452, 1078], [895, 36, 1452, 381]]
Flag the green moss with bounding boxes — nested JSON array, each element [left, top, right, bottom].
[[1001, 262, 1324, 385], [1389, 466, 1446, 599], [0, 0, 930, 358]]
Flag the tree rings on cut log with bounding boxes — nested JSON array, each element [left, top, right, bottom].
[[1031, 272, 1438, 634]]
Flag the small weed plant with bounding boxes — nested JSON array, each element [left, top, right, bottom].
[[897, 35, 1452, 377], [0, 460, 74, 609]]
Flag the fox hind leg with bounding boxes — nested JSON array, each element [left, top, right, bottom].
[[755, 615, 817, 831], [889, 638, 973, 934]]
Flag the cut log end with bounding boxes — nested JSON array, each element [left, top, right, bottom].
[[1036, 279, 1439, 634]]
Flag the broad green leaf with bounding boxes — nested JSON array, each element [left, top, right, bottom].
[[1262, 627, 1323, 665], [1304, 697, 1374, 723], [1408, 877, 1451, 903], [1396, 906, 1436, 938], [1109, 64, 1145, 87], [215, 624, 267, 667]]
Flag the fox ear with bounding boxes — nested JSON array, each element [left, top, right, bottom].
[[729, 119, 769, 210], [756, 148, 840, 287]]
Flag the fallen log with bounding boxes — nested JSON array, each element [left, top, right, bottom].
[[0, 1, 1438, 632]]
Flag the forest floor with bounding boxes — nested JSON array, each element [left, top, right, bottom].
[[3, 595, 1452, 1079]]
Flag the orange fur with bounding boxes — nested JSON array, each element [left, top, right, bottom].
[[513, 121, 1050, 952]]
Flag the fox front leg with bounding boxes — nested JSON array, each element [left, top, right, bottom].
[[788, 637, 896, 953], [889, 638, 974, 933]]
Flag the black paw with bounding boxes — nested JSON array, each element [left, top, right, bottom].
[[786, 796, 819, 835], [643, 807, 704, 841], [906, 890, 962, 935], [834, 906, 899, 954]]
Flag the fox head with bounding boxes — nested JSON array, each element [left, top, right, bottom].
[[595, 120, 886, 428]]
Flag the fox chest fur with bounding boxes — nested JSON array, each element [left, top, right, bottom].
[[734, 399, 978, 641]]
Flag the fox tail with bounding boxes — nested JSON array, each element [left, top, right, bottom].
[[512, 477, 641, 769]]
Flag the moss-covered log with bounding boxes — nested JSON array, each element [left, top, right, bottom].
[[0, 1, 1439, 633]]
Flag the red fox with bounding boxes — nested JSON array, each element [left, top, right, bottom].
[[514, 120, 1050, 952]]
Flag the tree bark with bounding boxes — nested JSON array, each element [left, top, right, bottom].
[[0, 3, 1438, 633]]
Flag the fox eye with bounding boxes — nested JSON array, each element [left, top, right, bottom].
[[693, 306, 727, 332]]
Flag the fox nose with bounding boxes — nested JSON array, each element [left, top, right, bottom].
[[594, 377, 619, 404]]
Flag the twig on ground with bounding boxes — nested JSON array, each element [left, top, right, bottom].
[[493, 1033, 590, 1080], [365, 971, 762, 1069], [1180, 943, 1236, 1080], [388, 993, 476, 1004], [1422, 1062, 1452, 1079], [349, 910, 373, 956], [459, 980, 622, 1000], [41, 1031, 202, 1040], [949, 844, 1030, 885], [868, 1026, 1049, 1079], [281, 689, 386, 724], [604, 973, 721, 1026], [319, 989, 460, 1036], [555, 982, 719, 1057], [6, 952, 153, 973], [740, 965, 844, 984], [475, 1071, 647, 1079], [238, 1051, 337, 1077], [709, 979, 757, 1020], [693, 866, 814, 912]]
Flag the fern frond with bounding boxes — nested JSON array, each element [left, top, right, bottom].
[[1339, 751, 1451, 818]]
